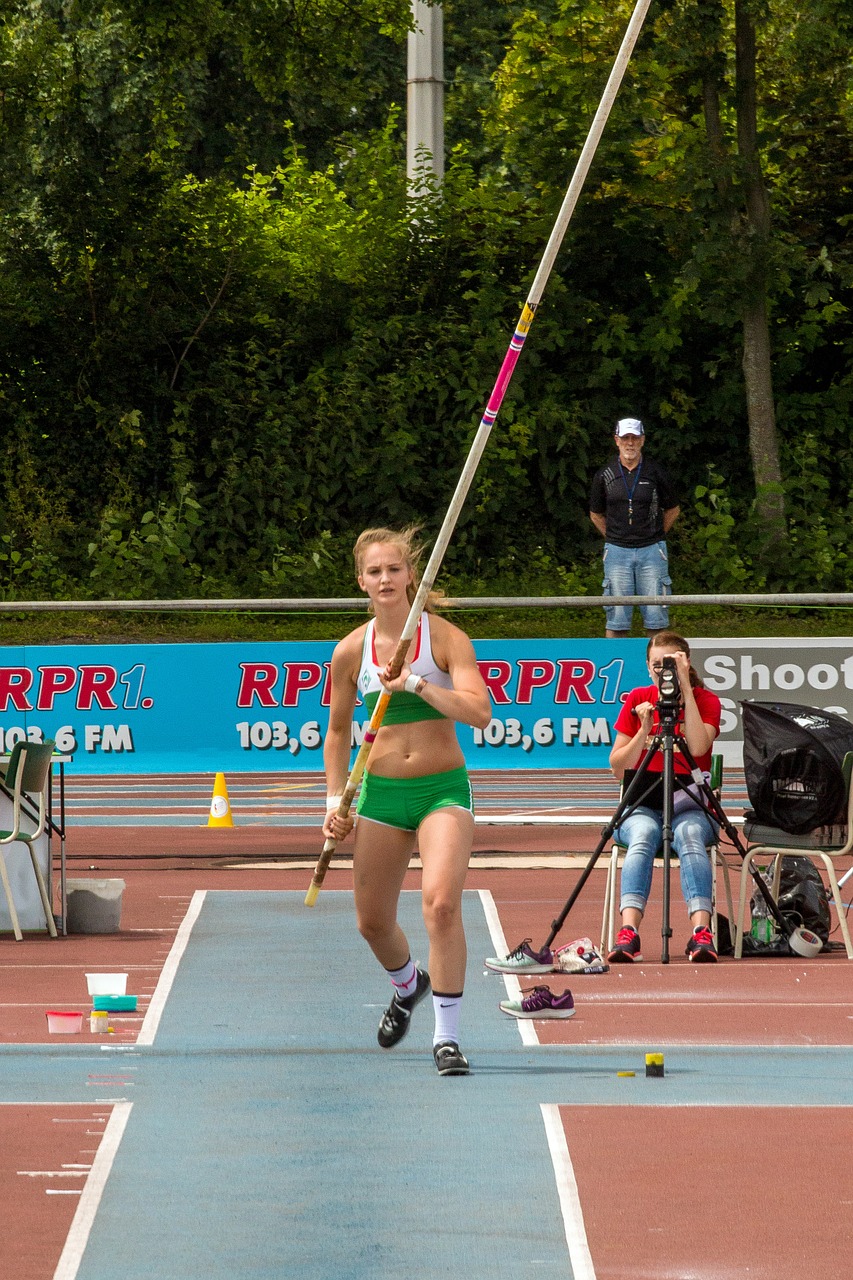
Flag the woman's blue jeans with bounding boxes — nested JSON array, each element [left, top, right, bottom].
[[615, 805, 716, 916]]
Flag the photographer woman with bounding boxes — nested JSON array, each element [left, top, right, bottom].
[[607, 630, 722, 963]]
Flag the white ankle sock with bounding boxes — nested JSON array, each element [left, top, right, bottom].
[[432, 992, 463, 1046], [387, 958, 417, 1000]]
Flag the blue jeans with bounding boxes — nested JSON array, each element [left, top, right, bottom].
[[602, 541, 671, 631], [615, 805, 716, 916]]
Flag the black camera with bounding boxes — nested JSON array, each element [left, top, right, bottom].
[[657, 655, 681, 709]]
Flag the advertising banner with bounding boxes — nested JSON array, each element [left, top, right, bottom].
[[0, 636, 849, 773], [690, 637, 853, 765]]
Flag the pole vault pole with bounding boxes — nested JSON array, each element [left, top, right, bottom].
[[305, 0, 654, 906]]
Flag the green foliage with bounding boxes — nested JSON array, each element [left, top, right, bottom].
[[677, 434, 853, 598], [781, 433, 852, 590], [0, 529, 75, 602], [86, 486, 208, 598], [680, 468, 755, 593], [0, 0, 851, 605], [254, 530, 343, 597]]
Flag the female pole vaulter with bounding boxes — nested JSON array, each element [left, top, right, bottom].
[[323, 527, 491, 1076]]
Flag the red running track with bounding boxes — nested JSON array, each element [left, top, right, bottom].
[[1, 837, 851, 1278]]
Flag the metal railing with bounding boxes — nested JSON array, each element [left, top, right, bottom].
[[0, 593, 852, 613]]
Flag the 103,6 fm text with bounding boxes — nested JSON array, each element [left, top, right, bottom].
[[0, 724, 133, 754], [471, 716, 611, 750]]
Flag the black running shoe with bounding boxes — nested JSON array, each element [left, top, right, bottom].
[[433, 1040, 470, 1076], [377, 967, 431, 1048]]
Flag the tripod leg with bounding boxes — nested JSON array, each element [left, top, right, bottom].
[[660, 734, 674, 963], [487, 740, 671, 964], [484, 826, 616, 974], [543, 830, 611, 951], [542, 738, 670, 950], [836, 865, 853, 893]]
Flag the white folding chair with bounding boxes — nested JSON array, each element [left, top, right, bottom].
[[0, 740, 58, 941], [734, 752, 853, 960]]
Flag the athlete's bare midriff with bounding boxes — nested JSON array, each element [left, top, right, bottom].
[[364, 718, 466, 778]]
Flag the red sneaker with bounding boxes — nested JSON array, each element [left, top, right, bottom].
[[686, 926, 718, 963], [607, 926, 643, 963]]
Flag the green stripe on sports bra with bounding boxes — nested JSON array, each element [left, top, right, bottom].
[[363, 690, 447, 724]]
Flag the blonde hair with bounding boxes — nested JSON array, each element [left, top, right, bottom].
[[353, 526, 444, 612], [646, 630, 704, 689]]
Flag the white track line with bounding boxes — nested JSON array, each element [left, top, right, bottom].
[[540, 1104, 596, 1280], [477, 888, 538, 1046], [477, 887, 509, 956], [53, 1102, 133, 1280], [51, 893, 207, 1273], [137, 889, 206, 1046]]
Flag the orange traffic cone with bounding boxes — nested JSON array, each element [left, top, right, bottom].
[[208, 772, 234, 827]]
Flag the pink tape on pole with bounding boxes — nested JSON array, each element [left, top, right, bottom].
[[306, 0, 653, 907]]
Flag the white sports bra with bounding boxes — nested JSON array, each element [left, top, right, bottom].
[[358, 614, 453, 723]]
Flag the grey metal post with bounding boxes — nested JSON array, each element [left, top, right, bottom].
[[407, 0, 444, 191]]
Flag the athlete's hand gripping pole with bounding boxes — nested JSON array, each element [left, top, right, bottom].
[[304, 632, 409, 907], [305, 0, 653, 906]]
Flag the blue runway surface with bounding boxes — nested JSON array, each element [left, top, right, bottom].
[[3, 892, 851, 1279]]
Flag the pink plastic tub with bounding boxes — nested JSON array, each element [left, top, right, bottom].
[[46, 1010, 84, 1034]]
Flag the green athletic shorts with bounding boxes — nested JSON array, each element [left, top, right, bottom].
[[356, 766, 473, 832]]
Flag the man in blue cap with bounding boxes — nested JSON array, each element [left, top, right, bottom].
[[589, 417, 680, 638]]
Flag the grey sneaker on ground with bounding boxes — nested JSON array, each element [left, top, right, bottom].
[[499, 985, 576, 1020], [484, 938, 554, 974]]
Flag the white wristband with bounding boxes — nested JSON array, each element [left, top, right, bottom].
[[404, 673, 421, 694], [326, 795, 343, 811]]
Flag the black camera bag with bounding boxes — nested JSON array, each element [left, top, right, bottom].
[[741, 701, 853, 834]]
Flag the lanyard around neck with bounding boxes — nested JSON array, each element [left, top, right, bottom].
[[619, 460, 643, 525], [619, 460, 642, 501]]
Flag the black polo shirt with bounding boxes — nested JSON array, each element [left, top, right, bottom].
[[589, 454, 678, 548]]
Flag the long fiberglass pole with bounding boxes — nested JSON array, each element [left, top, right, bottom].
[[305, 0, 654, 905]]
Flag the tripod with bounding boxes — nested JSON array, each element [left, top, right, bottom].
[[523, 698, 801, 964]]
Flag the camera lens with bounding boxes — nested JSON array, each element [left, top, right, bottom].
[[656, 655, 680, 708]]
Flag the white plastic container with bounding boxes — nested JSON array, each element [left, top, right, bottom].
[[46, 1010, 83, 1034], [85, 972, 128, 996]]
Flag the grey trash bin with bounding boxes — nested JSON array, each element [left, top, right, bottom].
[[66, 878, 126, 933]]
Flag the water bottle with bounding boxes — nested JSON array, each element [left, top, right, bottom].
[[750, 867, 777, 944]]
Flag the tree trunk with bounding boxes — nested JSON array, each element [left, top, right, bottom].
[[742, 295, 785, 531], [735, 0, 786, 550]]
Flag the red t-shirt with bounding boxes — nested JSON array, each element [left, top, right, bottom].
[[614, 683, 721, 774]]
